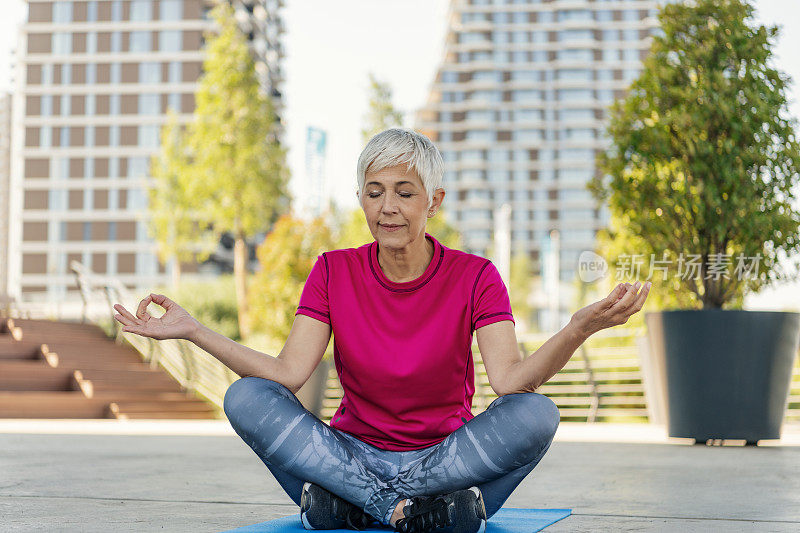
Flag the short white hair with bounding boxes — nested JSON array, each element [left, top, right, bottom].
[[357, 128, 444, 208]]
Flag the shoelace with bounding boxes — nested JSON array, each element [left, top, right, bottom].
[[331, 495, 372, 531], [395, 496, 451, 533]]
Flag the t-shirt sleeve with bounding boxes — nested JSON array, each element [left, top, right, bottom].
[[295, 253, 331, 325], [471, 260, 515, 332]]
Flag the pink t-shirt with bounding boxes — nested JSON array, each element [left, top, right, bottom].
[[295, 233, 514, 451]]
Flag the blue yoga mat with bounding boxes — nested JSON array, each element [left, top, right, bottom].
[[222, 507, 572, 532]]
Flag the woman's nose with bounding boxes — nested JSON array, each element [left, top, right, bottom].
[[381, 196, 399, 214]]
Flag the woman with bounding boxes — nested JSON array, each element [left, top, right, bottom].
[[113, 129, 650, 533]]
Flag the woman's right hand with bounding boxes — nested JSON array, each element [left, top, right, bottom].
[[113, 293, 201, 341]]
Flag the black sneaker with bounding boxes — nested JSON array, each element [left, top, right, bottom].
[[394, 487, 487, 533], [300, 482, 374, 530]]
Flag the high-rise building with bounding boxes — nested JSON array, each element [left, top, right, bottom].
[[0, 93, 12, 299], [7, 0, 284, 307], [417, 0, 660, 286]]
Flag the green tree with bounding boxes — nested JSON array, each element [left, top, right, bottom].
[[148, 111, 218, 289], [590, 0, 800, 309], [248, 215, 334, 343], [184, 3, 290, 337], [362, 72, 405, 143], [510, 250, 533, 328]]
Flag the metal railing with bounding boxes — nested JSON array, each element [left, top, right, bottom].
[[69, 261, 238, 413]]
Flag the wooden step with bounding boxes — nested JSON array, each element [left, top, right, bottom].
[[0, 365, 75, 391], [0, 318, 216, 419], [73, 370, 183, 397], [77, 368, 178, 383], [109, 399, 215, 412], [0, 391, 217, 419], [108, 410, 217, 420], [0, 391, 111, 418], [11, 318, 106, 335], [88, 391, 201, 402], [0, 342, 51, 361]]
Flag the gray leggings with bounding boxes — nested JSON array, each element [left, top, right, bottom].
[[223, 377, 560, 526]]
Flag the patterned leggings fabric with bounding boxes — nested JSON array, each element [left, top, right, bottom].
[[223, 376, 560, 526]]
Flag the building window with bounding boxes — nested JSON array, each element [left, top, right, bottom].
[[86, 32, 97, 54], [559, 148, 595, 161], [138, 124, 160, 147], [167, 93, 180, 111], [111, 31, 122, 53], [140, 62, 161, 83], [83, 222, 92, 241], [55, 157, 69, 180], [511, 70, 539, 82], [559, 29, 594, 42], [108, 222, 117, 240], [558, 10, 592, 22], [109, 94, 120, 114], [595, 10, 612, 22], [513, 129, 542, 142], [41, 95, 53, 116], [85, 126, 95, 146], [41, 64, 53, 84], [111, 0, 123, 22], [129, 190, 148, 210], [51, 191, 67, 211], [562, 128, 595, 140], [513, 90, 540, 103], [159, 31, 182, 52], [53, 33, 72, 55], [61, 64, 71, 84], [109, 125, 120, 146], [466, 130, 493, 142], [130, 0, 152, 21], [60, 126, 70, 146], [558, 88, 593, 102], [128, 156, 149, 178], [488, 170, 508, 183], [603, 49, 619, 62], [623, 68, 640, 81], [558, 49, 593, 62], [557, 69, 592, 81], [160, 0, 183, 21], [53, 2, 72, 23], [85, 157, 94, 178], [168, 61, 181, 83], [138, 93, 159, 114], [40, 126, 51, 148], [109, 157, 119, 179], [130, 31, 151, 53], [623, 48, 639, 62], [623, 10, 640, 22], [87, 1, 98, 22]]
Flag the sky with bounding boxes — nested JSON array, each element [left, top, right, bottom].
[[1, 0, 799, 309]]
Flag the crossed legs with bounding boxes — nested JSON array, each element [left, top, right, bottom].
[[223, 376, 560, 526]]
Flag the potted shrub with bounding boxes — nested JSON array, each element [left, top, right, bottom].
[[590, 0, 800, 444]]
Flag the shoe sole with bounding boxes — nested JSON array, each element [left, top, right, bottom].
[[468, 487, 487, 533], [300, 481, 316, 530]]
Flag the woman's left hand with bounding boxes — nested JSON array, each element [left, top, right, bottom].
[[570, 281, 651, 338]]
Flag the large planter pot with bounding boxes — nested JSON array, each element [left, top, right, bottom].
[[644, 310, 800, 443], [295, 358, 332, 418]]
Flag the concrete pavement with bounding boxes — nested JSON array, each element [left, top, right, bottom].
[[1, 422, 799, 532]]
